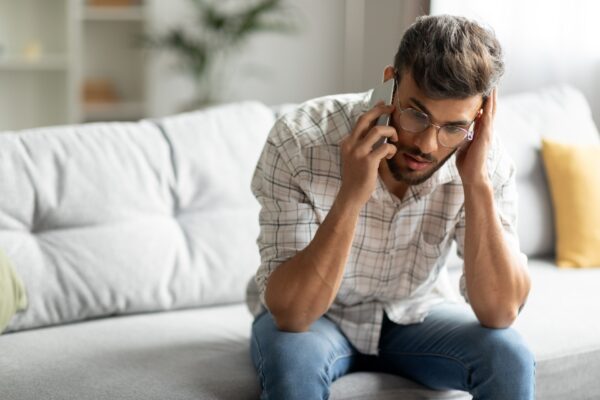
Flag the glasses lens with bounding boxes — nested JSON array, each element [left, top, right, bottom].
[[439, 126, 468, 147], [399, 108, 429, 133]]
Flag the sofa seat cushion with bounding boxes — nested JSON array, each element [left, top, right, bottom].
[[512, 259, 600, 399], [3, 257, 600, 400], [448, 259, 600, 400], [1, 304, 259, 400], [4, 258, 600, 400], [0, 303, 468, 400]]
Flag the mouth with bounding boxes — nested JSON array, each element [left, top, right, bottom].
[[402, 153, 433, 171]]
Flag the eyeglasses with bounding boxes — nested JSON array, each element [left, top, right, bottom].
[[394, 104, 480, 148]]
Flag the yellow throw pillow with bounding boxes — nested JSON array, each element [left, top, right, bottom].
[[541, 139, 600, 267], [0, 249, 28, 333]]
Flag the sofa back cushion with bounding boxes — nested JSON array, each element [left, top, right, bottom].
[[157, 103, 274, 307], [0, 102, 274, 332], [496, 85, 600, 257]]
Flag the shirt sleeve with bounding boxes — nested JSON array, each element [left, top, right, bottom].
[[251, 121, 320, 310], [453, 152, 528, 304]]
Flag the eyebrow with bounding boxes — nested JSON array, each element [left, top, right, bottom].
[[409, 97, 471, 126]]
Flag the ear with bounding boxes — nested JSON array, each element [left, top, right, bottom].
[[383, 65, 395, 82]]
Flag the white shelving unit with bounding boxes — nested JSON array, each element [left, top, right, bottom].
[[80, 1, 147, 123], [0, 0, 73, 130], [0, 0, 148, 131], [0, 55, 69, 71]]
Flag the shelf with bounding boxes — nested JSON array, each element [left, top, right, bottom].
[[0, 55, 69, 71], [83, 101, 145, 120], [82, 6, 145, 21], [0, 1, 148, 129]]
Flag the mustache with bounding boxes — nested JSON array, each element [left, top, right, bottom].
[[395, 144, 437, 163]]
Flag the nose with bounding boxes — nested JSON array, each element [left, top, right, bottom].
[[413, 124, 439, 155]]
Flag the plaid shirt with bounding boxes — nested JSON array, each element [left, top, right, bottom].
[[246, 91, 526, 355]]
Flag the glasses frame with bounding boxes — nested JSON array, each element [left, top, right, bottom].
[[391, 75, 481, 149]]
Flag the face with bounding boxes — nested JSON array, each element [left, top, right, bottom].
[[384, 68, 483, 185]]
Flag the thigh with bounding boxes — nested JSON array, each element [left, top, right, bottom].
[[378, 302, 535, 398], [251, 311, 359, 400]]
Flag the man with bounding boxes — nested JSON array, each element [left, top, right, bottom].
[[246, 14, 534, 400]]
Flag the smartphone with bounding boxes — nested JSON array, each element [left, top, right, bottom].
[[368, 78, 396, 149]]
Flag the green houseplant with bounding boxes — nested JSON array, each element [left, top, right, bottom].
[[147, 0, 296, 109]]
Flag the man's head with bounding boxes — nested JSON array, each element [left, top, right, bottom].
[[382, 15, 504, 185]]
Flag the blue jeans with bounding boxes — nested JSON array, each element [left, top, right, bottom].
[[250, 302, 535, 400]]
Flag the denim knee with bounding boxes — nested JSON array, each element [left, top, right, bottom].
[[471, 327, 536, 399], [263, 328, 334, 373], [251, 313, 351, 400], [482, 328, 534, 375]]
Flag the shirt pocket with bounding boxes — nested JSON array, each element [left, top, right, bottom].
[[406, 235, 446, 296], [421, 210, 455, 244], [416, 234, 445, 281], [409, 215, 456, 291], [419, 236, 444, 260]]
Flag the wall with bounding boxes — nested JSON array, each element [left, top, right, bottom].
[[146, 0, 346, 116], [431, 0, 600, 126], [145, 0, 422, 116], [347, 0, 428, 92]]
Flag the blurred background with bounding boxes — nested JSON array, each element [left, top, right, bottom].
[[0, 0, 599, 131]]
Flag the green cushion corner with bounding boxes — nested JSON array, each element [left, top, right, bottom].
[[0, 249, 28, 333]]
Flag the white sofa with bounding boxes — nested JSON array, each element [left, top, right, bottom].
[[1, 86, 600, 400]]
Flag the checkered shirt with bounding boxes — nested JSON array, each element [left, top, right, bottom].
[[246, 91, 526, 355]]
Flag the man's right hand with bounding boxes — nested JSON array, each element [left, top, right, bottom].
[[338, 103, 398, 206]]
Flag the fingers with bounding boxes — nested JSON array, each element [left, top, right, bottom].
[[369, 142, 397, 161], [361, 125, 398, 152], [352, 102, 395, 141], [476, 88, 496, 129], [484, 87, 496, 118]]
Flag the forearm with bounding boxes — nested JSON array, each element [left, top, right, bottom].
[[463, 180, 531, 328], [264, 190, 361, 332]]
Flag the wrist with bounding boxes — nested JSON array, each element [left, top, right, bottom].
[[458, 157, 490, 186], [334, 187, 364, 216], [463, 177, 493, 200]]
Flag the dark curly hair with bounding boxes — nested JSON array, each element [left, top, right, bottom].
[[394, 15, 504, 99]]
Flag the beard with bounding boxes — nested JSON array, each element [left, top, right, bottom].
[[386, 144, 457, 185]]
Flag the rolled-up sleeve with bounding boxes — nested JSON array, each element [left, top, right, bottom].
[[453, 153, 528, 304], [251, 122, 320, 310]]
